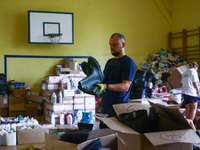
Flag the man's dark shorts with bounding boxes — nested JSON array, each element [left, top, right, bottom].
[[183, 94, 198, 104]]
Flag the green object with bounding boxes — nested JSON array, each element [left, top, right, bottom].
[[53, 131, 65, 136], [18, 115, 23, 121], [78, 57, 104, 95]]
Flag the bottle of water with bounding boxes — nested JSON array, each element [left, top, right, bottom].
[[51, 112, 55, 125], [16, 121, 21, 128], [6, 122, 10, 132], [60, 113, 65, 125], [1, 122, 6, 130], [10, 121, 16, 131]]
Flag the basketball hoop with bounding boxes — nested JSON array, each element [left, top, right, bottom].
[[47, 33, 62, 44]]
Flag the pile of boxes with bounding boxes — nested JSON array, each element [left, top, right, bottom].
[[8, 88, 43, 117], [0, 95, 8, 117], [44, 94, 96, 124], [43, 59, 96, 124]]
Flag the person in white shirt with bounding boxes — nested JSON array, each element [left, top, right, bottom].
[[181, 62, 200, 121]]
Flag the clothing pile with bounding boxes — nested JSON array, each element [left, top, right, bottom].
[[132, 48, 187, 98]]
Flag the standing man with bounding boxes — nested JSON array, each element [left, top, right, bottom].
[[97, 33, 137, 128]]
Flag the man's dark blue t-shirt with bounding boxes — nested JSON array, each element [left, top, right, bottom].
[[102, 55, 137, 112]]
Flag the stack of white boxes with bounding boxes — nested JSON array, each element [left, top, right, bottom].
[[43, 68, 96, 125]]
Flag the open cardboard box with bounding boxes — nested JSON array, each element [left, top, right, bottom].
[[96, 102, 200, 150], [43, 128, 117, 150]]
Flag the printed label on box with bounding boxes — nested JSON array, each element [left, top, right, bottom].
[[3, 98, 7, 104]]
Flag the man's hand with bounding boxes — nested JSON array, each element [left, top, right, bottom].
[[96, 83, 107, 93]]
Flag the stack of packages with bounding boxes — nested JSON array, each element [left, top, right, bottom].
[[131, 48, 187, 99]]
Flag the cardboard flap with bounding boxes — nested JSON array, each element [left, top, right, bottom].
[[144, 129, 200, 146], [77, 134, 117, 150], [45, 132, 61, 145], [87, 129, 115, 140], [43, 139, 77, 150], [113, 103, 150, 117], [95, 116, 139, 135], [149, 101, 191, 130]]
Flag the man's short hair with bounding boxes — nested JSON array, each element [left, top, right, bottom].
[[111, 33, 125, 42]]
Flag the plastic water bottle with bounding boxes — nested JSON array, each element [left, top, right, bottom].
[[51, 112, 55, 125], [74, 61, 78, 70], [10, 121, 16, 131], [67, 113, 72, 125], [60, 113, 65, 125], [6, 122, 10, 132], [58, 91, 63, 103], [1, 122, 6, 130], [16, 121, 21, 128], [51, 91, 57, 103]]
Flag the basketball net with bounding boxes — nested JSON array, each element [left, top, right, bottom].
[[47, 33, 62, 45]]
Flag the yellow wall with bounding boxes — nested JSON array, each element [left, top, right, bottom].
[[170, 0, 200, 60], [0, 0, 170, 92], [171, 0, 200, 32]]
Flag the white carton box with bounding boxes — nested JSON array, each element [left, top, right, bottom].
[[46, 83, 59, 90], [74, 96, 84, 104], [74, 104, 84, 110], [85, 97, 95, 109], [64, 104, 74, 111], [46, 76, 61, 84], [63, 90, 75, 97]]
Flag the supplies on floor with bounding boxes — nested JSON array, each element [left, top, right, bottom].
[[133, 48, 187, 99], [96, 103, 200, 150], [44, 128, 116, 150]]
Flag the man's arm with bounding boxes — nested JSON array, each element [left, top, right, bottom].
[[193, 82, 200, 96], [108, 80, 132, 92]]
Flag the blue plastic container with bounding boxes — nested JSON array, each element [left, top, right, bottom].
[[80, 111, 95, 130]]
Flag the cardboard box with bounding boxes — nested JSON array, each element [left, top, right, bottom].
[[96, 102, 200, 150], [46, 76, 61, 84], [129, 98, 162, 105], [63, 58, 74, 68], [17, 128, 45, 144], [37, 103, 43, 110], [47, 102, 64, 111], [12, 88, 26, 97], [25, 104, 38, 117], [64, 104, 74, 111], [9, 111, 25, 117], [26, 95, 43, 102], [63, 90, 75, 97], [167, 65, 189, 88], [74, 96, 84, 104], [9, 96, 25, 104], [0, 108, 8, 117], [46, 83, 59, 90], [0, 97, 8, 108], [85, 97, 95, 109], [9, 103, 25, 111], [44, 129, 117, 150], [74, 104, 84, 110]]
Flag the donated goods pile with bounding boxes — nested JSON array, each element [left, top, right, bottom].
[[0, 116, 52, 146], [43, 59, 96, 127], [131, 48, 188, 101]]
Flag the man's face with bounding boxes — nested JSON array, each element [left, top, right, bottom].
[[109, 35, 124, 57]]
